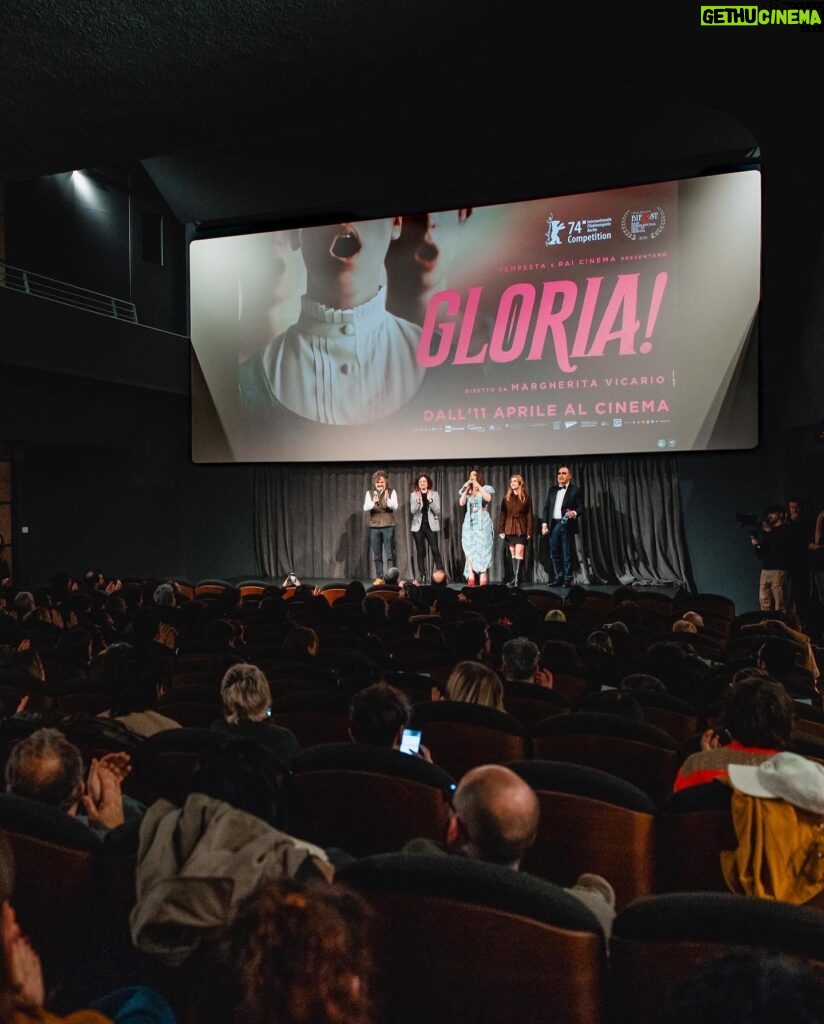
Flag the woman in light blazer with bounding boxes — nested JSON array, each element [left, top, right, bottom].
[[410, 474, 445, 583]]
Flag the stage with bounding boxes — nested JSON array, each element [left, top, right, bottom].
[[226, 577, 687, 601]]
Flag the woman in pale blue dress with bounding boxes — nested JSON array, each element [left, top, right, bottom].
[[458, 469, 495, 585]]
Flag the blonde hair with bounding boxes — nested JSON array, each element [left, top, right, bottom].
[[220, 663, 272, 722], [445, 660, 504, 710]]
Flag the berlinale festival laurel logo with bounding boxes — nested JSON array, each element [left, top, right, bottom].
[[545, 214, 566, 246]]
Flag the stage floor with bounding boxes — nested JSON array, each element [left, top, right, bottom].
[[227, 577, 686, 600]]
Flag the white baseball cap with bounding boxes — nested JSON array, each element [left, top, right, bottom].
[[728, 752, 824, 815]]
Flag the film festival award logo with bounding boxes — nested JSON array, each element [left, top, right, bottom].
[[545, 214, 567, 247], [621, 207, 667, 241]]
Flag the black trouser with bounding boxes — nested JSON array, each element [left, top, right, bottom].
[[413, 522, 444, 578]]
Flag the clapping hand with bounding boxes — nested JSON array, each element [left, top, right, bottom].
[[82, 758, 126, 830], [2, 902, 45, 1009]]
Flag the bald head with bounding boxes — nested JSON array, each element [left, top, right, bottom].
[[451, 765, 540, 868]]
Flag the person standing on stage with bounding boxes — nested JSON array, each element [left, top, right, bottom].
[[541, 465, 582, 587], [410, 474, 445, 584], [459, 470, 495, 586], [363, 470, 399, 584], [498, 474, 534, 588]]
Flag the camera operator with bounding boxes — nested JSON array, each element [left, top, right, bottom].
[[751, 504, 792, 612]]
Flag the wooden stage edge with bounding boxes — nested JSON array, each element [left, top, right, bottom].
[[227, 578, 687, 601]]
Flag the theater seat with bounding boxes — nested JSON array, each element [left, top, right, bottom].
[[287, 743, 456, 857], [503, 681, 574, 730], [609, 892, 824, 1024], [0, 794, 136, 1007], [338, 852, 607, 1024], [126, 727, 219, 806], [529, 713, 680, 805], [506, 760, 657, 911], [410, 701, 529, 780], [656, 780, 735, 893], [269, 689, 351, 748]]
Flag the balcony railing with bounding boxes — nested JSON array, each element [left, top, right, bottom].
[[0, 260, 137, 323]]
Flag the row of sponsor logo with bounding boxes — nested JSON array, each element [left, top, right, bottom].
[[545, 208, 666, 247], [414, 422, 677, 442]]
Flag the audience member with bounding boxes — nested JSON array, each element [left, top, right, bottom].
[[671, 618, 698, 634], [633, 639, 716, 710], [539, 639, 587, 677], [403, 764, 615, 937], [4, 727, 137, 834], [450, 617, 489, 662], [347, 682, 432, 760], [180, 880, 377, 1024], [673, 676, 794, 792], [585, 629, 615, 654], [442, 660, 505, 710], [97, 644, 181, 737], [212, 662, 301, 769], [500, 637, 554, 689]]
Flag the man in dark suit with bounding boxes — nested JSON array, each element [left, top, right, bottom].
[[541, 466, 582, 587]]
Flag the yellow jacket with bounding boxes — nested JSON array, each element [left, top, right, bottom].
[[721, 787, 824, 904]]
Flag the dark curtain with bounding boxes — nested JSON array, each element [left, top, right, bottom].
[[253, 456, 693, 588]]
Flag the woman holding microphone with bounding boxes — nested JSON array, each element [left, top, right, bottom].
[[459, 470, 495, 586]]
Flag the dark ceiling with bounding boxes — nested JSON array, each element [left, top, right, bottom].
[[0, 3, 818, 229]]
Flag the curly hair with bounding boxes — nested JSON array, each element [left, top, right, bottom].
[[185, 880, 377, 1024]]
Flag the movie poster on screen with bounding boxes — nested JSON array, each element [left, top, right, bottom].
[[189, 171, 760, 463]]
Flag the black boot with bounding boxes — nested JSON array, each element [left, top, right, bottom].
[[511, 558, 521, 588]]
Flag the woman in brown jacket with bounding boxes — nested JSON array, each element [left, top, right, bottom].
[[497, 474, 533, 588]]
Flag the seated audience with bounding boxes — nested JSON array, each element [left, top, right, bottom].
[[348, 681, 426, 752], [180, 880, 377, 1024], [441, 660, 505, 710], [450, 617, 490, 662], [673, 676, 795, 792], [500, 637, 554, 689], [539, 639, 588, 678], [403, 764, 615, 938], [4, 727, 138, 834], [212, 663, 301, 770], [280, 624, 320, 661], [671, 618, 699, 634], [177, 618, 245, 663], [97, 644, 181, 737]]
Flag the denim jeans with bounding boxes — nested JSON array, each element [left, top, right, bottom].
[[369, 526, 396, 578]]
